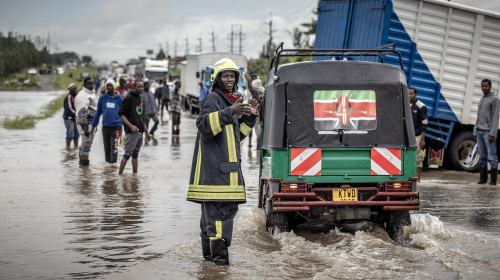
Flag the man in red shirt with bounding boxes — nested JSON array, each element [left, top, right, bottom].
[[116, 78, 127, 99]]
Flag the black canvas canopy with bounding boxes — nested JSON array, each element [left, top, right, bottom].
[[262, 60, 416, 150]]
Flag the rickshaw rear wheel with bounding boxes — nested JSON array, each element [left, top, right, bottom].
[[264, 200, 289, 233], [385, 211, 411, 241]]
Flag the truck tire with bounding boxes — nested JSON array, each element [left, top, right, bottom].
[[448, 131, 479, 172]]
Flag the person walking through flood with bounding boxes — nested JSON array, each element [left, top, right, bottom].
[[186, 58, 259, 266], [118, 81, 151, 174], [63, 83, 79, 148], [169, 81, 182, 135], [159, 80, 171, 124], [91, 79, 123, 164], [408, 87, 427, 182], [142, 81, 160, 142], [474, 79, 500, 185], [154, 78, 164, 108], [116, 78, 127, 99], [75, 77, 97, 166]]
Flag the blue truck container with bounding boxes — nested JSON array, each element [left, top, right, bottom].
[[314, 0, 500, 171]]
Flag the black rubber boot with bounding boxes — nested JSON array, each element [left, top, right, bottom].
[[489, 169, 497, 185], [478, 167, 488, 184], [210, 238, 229, 266], [81, 160, 90, 166], [202, 238, 211, 261]]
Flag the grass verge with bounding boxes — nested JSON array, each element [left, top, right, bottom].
[[3, 94, 66, 129], [55, 67, 97, 90], [2, 66, 97, 129], [0, 67, 40, 90]]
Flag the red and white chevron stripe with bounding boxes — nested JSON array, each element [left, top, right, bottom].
[[291, 148, 322, 176], [371, 148, 401, 175]]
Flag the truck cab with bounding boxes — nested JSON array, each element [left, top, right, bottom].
[[135, 59, 169, 82], [259, 44, 419, 240]]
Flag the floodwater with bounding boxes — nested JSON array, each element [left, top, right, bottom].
[[1, 91, 499, 280]]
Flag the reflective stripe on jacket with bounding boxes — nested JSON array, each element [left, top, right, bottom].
[[187, 88, 257, 203]]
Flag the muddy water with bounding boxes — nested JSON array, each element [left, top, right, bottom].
[[1, 91, 499, 280]]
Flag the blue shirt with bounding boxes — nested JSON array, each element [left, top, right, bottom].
[[92, 92, 123, 129], [199, 86, 209, 104]]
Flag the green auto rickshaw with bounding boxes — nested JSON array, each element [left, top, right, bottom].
[[258, 43, 419, 240]]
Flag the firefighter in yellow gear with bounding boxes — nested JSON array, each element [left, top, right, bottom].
[[187, 58, 259, 265]]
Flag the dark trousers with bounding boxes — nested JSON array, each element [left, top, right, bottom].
[[161, 100, 170, 113], [102, 126, 121, 163], [145, 114, 160, 135], [200, 202, 238, 246]]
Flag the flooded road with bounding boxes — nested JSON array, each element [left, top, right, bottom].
[[1, 91, 500, 279]]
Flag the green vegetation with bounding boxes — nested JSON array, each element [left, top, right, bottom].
[[3, 93, 66, 129], [0, 32, 52, 78], [0, 67, 41, 90], [1, 31, 94, 90], [55, 67, 97, 90], [169, 67, 181, 77]]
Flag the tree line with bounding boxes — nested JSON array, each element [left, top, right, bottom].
[[0, 32, 85, 78]]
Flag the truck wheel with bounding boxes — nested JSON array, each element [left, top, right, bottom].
[[385, 211, 411, 241], [448, 131, 479, 172]]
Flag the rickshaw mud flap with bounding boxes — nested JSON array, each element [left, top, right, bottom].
[[272, 200, 419, 207]]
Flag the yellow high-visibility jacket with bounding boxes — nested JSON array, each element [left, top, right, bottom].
[[187, 88, 256, 203]]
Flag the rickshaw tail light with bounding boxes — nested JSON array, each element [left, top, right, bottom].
[[384, 181, 411, 191], [281, 181, 307, 193]]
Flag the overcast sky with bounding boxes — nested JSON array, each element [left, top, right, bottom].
[[1, 0, 499, 65]]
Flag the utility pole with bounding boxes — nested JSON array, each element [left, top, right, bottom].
[[197, 37, 203, 53], [185, 37, 189, 55], [229, 24, 244, 54], [230, 26, 234, 53], [265, 13, 277, 58], [211, 26, 216, 52], [35, 36, 41, 50], [47, 31, 51, 53], [237, 25, 245, 54], [174, 40, 178, 58], [166, 42, 170, 57]]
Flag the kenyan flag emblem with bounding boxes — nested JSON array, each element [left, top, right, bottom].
[[314, 90, 377, 131], [337, 94, 351, 126]]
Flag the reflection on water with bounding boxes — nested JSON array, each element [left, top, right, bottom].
[[419, 171, 500, 234], [60, 148, 174, 278]]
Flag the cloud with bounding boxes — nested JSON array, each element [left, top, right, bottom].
[[0, 0, 319, 63]]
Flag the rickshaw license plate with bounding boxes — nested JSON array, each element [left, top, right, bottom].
[[332, 188, 358, 201]]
